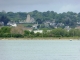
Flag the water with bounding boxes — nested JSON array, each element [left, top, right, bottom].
[[0, 40, 80, 60]]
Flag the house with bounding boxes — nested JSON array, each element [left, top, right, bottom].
[[32, 24, 38, 29], [34, 30, 43, 33], [11, 23, 17, 27], [57, 23, 64, 27], [64, 26, 71, 31], [44, 20, 56, 28], [32, 22, 38, 29], [0, 22, 4, 26], [7, 22, 17, 27]]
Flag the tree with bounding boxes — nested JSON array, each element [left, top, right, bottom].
[[0, 15, 10, 25], [24, 30, 30, 36], [69, 29, 80, 37], [11, 25, 24, 34], [0, 27, 11, 33], [36, 19, 42, 24], [51, 28, 68, 37], [0, 27, 11, 37]]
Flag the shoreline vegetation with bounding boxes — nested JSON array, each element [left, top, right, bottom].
[[0, 37, 80, 40], [1, 27, 80, 40]]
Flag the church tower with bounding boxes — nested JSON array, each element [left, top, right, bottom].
[[26, 14, 31, 23]]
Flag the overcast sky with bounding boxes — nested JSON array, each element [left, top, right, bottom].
[[0, 0, 80, 13]]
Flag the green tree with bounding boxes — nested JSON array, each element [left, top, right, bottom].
[[0, 27, 11, 37], [0, 15, 10, 25], [51, 28, 67, 37], [69, 29, 80, 37], [24, 30, 30, 37]]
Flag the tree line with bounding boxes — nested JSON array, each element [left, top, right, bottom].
[[0, 10, 80, 27], [0, 27, 80, 38]]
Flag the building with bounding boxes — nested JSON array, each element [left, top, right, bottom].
[[7, 22, 17, 27], [34, 30, 43, 33], [64, 26, 71, 31], [0, 22, 4, 26], [26, 14, 35, 23], [32, 22, 39, 29]]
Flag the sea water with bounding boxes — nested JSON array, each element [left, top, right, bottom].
[[0, 40, 80, 60]]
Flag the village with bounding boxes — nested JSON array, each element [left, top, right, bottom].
[[0, 14, 79, 34]]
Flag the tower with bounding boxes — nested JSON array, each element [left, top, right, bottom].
[[26, 14, 31, 23]]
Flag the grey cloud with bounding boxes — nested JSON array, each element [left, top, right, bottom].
[[1, 0, 54, 5], [1, 0, 80, 6], [0, 0, 80, 13]]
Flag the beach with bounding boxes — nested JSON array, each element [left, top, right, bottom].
[[0, 37, 80, 40]]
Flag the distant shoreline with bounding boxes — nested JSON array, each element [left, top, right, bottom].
[[0, 37, 80, 40]]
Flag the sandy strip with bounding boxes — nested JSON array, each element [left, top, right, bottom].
[[0, 37, 80, 40]]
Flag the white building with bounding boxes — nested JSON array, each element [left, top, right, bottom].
[[11, 23, 17, 27], [34, 30, 43, 33], [7, 22, 17, 27]]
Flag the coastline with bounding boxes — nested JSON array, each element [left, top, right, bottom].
[[0, 37, 80, 40]]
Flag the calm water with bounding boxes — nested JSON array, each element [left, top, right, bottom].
[[0, 40, 80, 60]]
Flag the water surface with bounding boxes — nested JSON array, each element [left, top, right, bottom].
[[0, 40, 80, 60]]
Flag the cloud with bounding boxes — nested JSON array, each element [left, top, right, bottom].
[[58, 4, 80, 13], [1, 0, 80, 6], [0, 0, 54, 6], [0, 0, 80, 13]]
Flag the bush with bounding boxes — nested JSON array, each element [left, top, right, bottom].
[[12, 34, 23, 38]]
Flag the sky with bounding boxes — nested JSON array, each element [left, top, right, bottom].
[[0, 0, 80, 13]]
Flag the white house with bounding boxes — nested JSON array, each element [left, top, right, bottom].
[[11, 23, 17, 27], [34, 30, 43, 33], [7, 22, 17, 27]]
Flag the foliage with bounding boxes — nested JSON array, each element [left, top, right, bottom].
[[50, 28, 68, 37], [0, 15, 10, 25], [24, 30, 30, 36], [0, 10, 79, 27], [69, 29, 80, 37], [0, 26, 11, 33], [12, 34, 23, 38], [0, 27, 11, 37], [0, 26, 80, 38]]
